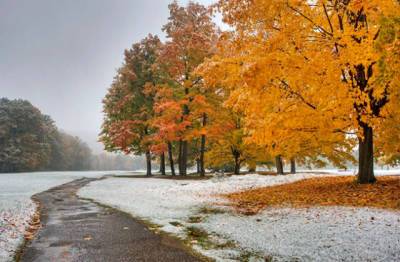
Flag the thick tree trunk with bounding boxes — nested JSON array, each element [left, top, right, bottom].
[[159, 152, 166, 176], [145, 150, 152, 176], [167, 142, 176, 176], [275, 155, 284, 175], [357, 125, 376, 184], [199, 113, 207, 177], [290, 158, 296, 174]]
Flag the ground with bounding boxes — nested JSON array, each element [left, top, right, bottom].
[[78, 171, 400, 261], [1, 170, 399, 261]]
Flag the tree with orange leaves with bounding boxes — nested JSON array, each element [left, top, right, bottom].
[[156, 1, 218, 176], [151, 84, 191, 176], [100, 35, 162, 176]]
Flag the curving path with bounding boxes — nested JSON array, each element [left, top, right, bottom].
[[19, 178, 201, 262]]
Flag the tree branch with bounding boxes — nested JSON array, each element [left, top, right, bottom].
[[279, 80, 317, 110], [287, 4, 333, 37]]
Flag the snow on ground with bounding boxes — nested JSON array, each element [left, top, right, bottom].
[[79, 171, 400, 261], [200, 207, 400, 261], [79, 173, 315, 225], [0, 171, 130, 262]]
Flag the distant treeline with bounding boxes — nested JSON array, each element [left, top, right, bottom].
[[0, 98, 139, 173], [91, 153, 146, 171], [0, 98, 91, 172]]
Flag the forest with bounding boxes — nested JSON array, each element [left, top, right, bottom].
[[0, 98, 157, 173], [0, 98, 92, 172], [101, 0, 400, 183]]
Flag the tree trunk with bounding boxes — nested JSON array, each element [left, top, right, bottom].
[[290, 158, 296, 174], [181, 140, 188, 176], [234, 154, 241, 175], [167, 142, 176, 176], [199, 113, 207, 177], [178, 85, 190, 177], [159, 152, 166, 176], [248, 164, 256, 173], [357, 125, 376, 184], [145, 150, 152, 176], [199, 134, 206, 176], [178, 140, 183, 175], [196, 159, 201, 174], [275, 155, 284, 175]]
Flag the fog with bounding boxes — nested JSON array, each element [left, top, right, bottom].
[[0, 0, 215, 153]]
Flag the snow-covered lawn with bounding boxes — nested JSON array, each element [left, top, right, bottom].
[[201, 207, 399, 261], [0, 171, 129, 262], [79, 171, 400, 261]]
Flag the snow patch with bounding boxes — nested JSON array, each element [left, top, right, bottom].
[[78, 172, 400, 261], [200, 207, 400, 261]]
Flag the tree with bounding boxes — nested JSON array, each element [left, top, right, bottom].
[[201, 0, 399, 183], [156, 1, 218, 175], [374, 16, 400, 168], [0, 98, 92, 172], [204, 97, 272, 174], [151, 85, 189, 176], [101, 35, 162, 176], [57, 132, 92, 171], [0, 98, 53, 172]]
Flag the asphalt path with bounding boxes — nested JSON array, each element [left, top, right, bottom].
[[19, 178, 202, 262]]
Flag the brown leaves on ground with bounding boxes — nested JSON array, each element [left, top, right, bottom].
[[224, 176, 400, 215], [24, 204, 41, 241]]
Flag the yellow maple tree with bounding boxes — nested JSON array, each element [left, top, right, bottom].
[[200, 0, 399, 183]]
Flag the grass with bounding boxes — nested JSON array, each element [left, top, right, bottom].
[[188, 216, 204, 223], [224, 176, 400, 214], [185, 226, 213, 249], [235, 250, 268, 262], [169, 221, 183, 227], [198, 206, 226, 215], [185, 226, 237, 251]]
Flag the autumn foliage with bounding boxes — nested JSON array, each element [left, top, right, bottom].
[[101, 0, 399, 182], [199, 0, 400, 183]]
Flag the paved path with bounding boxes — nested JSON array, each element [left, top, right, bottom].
[[19, 178, 202, 262]]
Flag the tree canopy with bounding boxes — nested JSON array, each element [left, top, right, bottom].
[[0, 98, 92, 172], [100, 0, 399, 182]]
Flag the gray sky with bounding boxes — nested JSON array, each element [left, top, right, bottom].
[[0, 0, 216, 153]]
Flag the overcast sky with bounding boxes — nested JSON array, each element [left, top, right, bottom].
[[0, 0, 216, 153]]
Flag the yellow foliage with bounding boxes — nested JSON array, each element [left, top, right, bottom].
[[199, 0, 400, 170]]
